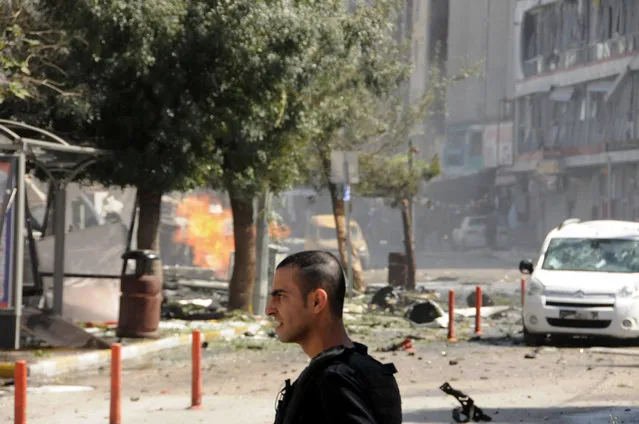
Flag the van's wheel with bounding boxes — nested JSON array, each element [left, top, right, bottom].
[[523, 327, 545, 347]]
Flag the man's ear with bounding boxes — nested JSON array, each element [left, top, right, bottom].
[[310, 289, 328, 314]]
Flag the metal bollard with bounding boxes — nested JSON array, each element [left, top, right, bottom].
[[110, 344, 121, 424], [521, 278, 526, 307], [448, 289, 457, 342], [475, 286, 482, 335], [14, 360, 27, 424], [190, 330, 202, 409]]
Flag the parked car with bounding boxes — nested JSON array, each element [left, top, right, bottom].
[[519, 219, 639, 346], [451, 215, 509, 250]]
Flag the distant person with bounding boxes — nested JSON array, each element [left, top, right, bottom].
[[268, 250, 402, 424]]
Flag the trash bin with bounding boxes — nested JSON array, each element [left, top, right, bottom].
[[116, 250, 163, 339], [388, 252, 407, 287]]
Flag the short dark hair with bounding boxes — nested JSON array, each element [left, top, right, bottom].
[[276, 250, 346, 318]]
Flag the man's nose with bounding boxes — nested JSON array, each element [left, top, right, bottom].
[[265, 299, 275, 316]]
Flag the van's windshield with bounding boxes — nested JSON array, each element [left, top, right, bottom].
[[542, 238, 639, 273], [318, 224, 361, 241]]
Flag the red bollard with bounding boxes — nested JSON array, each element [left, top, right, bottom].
[[14, 360, 27, 424], [110, 344, 121, 424], [521, 278, 527, 307], [475, 286, 482, 335], [448, 289, 456, 342], [190, 330, 202, 410]]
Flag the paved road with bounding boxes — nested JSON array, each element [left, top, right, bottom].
[[11, 248, 639, 424], [3, 333, 639, 423]]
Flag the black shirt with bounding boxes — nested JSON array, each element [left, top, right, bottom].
[[274, 343, 402, 424]]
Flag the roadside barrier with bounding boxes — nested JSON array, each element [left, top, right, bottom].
[[448, 290, 456, 342], [474, 286, 482, 335]]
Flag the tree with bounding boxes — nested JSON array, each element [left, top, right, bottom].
[[181, 1, 366, 310], [6, 0, 220, 280], [357, 153, 439, 289], [350, 56, 480, 289], [180, 0, 414, 309], [297, 0, 411, 294]]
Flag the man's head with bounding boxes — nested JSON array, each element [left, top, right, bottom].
[[265, 250, 346, 344]]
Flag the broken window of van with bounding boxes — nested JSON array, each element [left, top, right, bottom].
[[542, 238, 639, 273]]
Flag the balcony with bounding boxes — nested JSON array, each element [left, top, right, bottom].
[[522, 33, 639, 79], [517, 112, 639, 155]]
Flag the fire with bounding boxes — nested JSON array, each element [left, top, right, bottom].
[[173, 193, 235, 277], [172, 192, 292, 278]]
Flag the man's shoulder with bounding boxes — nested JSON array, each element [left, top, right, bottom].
[[317, 348, 398, 384]]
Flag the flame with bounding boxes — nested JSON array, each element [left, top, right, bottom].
[[173, 193, 234, 276], [173, 193, 292, 278]]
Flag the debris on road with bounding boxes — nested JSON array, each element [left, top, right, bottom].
[[454, 306, 514, 319], [405, 300, 448, 328], [440, 382, 492, 422], [466, 292, 494, 307], [370, 286, 401, 312], [377, 338, 416, 354]]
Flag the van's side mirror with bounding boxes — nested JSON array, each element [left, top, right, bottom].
[[519, 259, 534, 275]]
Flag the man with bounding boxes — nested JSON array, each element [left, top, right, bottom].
[[267, 250, 402, 424]]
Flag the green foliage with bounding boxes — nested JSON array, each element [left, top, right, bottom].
[[357, 153, 439, 206], [12, 0, 218, 192], [0, 1, 69, 103], [192, 0, 409, 200], [294, 0, 410, 191]]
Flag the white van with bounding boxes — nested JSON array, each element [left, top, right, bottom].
[[519, 219, 639, 346]]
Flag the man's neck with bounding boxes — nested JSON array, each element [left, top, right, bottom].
[[301, 322, 353, 359]]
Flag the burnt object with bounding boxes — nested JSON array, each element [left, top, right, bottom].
[[370, 286, 401, 312], [405, 300, 442, 324], [439, 382, 492, 422], [466, 292, 494, 307]]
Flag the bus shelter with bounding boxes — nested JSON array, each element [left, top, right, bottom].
[[0, 119, 109, 349]]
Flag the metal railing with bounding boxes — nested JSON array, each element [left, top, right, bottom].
[[522, 32, 639, 78], [516, 113, 639, 154]]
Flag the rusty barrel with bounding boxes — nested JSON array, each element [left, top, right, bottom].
[[116, 250, 162, 339], [388, 252, 407, 287]]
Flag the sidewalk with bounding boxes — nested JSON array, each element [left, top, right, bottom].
[[0, 320, 266, 380]]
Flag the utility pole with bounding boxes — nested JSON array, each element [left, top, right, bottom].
[[343, 160, 353, 298], [253, 189, 271, 316]]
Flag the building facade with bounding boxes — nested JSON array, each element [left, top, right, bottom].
[[503, 0, 639, 243], [418, 0, 516, 240], [403, 0, 450, 160]]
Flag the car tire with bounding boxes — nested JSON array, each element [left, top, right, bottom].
[[523, 327, 545, 347]]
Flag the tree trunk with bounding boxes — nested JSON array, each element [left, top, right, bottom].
[[136, 188, 163, 281], [328, 182, 366, 293], [227, 188, 256, 311], [400, 199, 416, 290]]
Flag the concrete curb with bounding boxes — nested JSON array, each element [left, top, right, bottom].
[[1, 323, 263, 379], [589, 347, 639, 357]]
